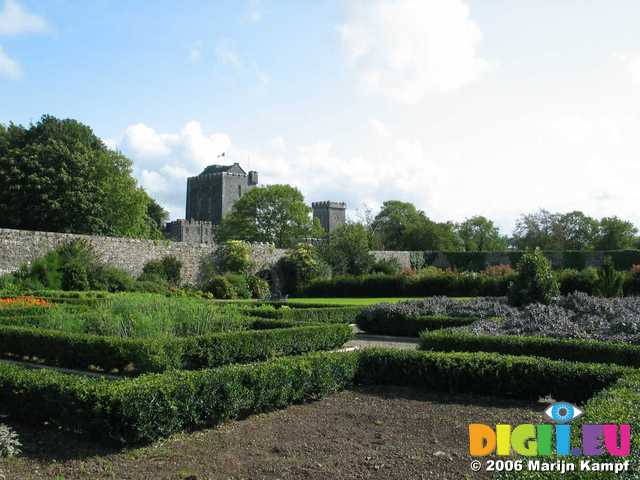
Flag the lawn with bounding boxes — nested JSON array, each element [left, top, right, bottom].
[[287, 297, 425, 305], [288, 297, 473, 305]]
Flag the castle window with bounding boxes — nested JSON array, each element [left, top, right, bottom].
[[238, 185, 242, 198]]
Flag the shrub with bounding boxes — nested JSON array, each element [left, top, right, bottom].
[[275, 243, 331, 295], [556, 267, 598, 295], [508, 249, 559, 306], [203, 275, 237, 299], [140, 256, 182, 286], [61, 259, 91, 291], [594, 255, 624, 298], [224, 274, 252, 299], [246, 275, 270, 299], [482, 264, 514, 277], [370, 257, 402, 275], [215, 240, 253, 274], [250, 305, 363, 324], [0, 424, 21, 458], [91, 265, 136, 292]]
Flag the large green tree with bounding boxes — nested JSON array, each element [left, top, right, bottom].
[[0, 115, 166, 238], [216, 184, 321, 247], [456, 216, 508, 251], [371, 200, 462, 251], [596, 216, 638, 250], [318, 223, 375, 275]]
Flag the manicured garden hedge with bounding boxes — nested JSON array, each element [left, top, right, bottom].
[[302, 273, 511, 298], [0, 351, 360, 443], [0, 349, 626, 444], [249, 305, 363, 324], [0, 323, 353, 374], [419, 330, 640, 367], [357, 314, 478, 337], [356, 349, 624, 402]]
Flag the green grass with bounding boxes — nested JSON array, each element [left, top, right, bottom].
[[288, 297, 472, 305]]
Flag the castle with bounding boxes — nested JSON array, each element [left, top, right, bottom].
[[165, 162, 346, 243]]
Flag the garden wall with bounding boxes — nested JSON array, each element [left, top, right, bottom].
[[0, 228, 285, 284]]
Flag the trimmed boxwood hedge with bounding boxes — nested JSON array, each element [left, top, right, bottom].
[[419, 330, 640, 367], [356, 349, 624, 403], [302, 273, 510, 298], [0, 349, 626, 444], [357, 314, 478, 337], [0, 351, 360, 443], [0, 323, 353, 374]]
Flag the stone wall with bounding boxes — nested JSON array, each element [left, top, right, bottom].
[[0, 228, 286, 285]]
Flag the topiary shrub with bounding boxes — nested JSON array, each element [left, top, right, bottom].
[[246, 275, 270, 299], [203, 275, 237, 299], [61, 259, 90, 291], [508, 248, 559, 306], [214, 240, 254, 274], [594, 256, 624, 298]]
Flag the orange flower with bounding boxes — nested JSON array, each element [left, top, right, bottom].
[[0, 296, 50, 307]]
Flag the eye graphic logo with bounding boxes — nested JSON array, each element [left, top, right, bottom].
[[544, 402, 583, 424]]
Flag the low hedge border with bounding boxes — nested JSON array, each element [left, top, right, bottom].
[[0, 349, 626, 444], [0, 322, 353, 374], [0, 351, 360, 443], [419, 330, 640, 367], [356, 313, 479, 337]]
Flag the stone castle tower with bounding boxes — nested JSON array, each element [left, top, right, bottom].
[[312, 201, 346, 233], [165, 162, 346, 243], [186, 163, 258, 224]]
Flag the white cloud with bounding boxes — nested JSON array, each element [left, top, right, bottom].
[[615, 52, 640, 85], [215, 42, 242, 68], [339, 0, 488, 104], [369, 118, 390, 137], [0, 44, 20, 78], [188, 45, 202, 64], [246, 0, 262, 23], [0, 0, 48, 36]]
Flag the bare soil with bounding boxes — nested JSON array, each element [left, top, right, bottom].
[[0, 386, 543, 480]]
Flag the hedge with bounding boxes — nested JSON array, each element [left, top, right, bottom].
[[0, 323, 353, 374], [419, 330, 640, 367], [249, 306, 363, 324], [356, 349, 624, 403], [357, 314, 478, 337], [302, 273, 511, 298], [0, 351, 360, 443], [0, 349, 626, 444]]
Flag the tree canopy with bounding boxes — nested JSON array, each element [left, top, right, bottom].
[[456, 216, 509, 251], [0, 115, 166, 238], [216, 184, 321, 247]]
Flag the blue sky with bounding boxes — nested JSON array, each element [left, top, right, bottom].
[[3, 0, 640, 233]]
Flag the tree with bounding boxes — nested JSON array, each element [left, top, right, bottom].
[[216, 185, 321, 248], [0, 115, 166, 238], [371, 200, 463, 251], [456, 216, 508, 251], [512, 210, 598, 250], [512, 210, 559, 250], [552, 211, 598, 250], [371, 201, 425, 250], [319, 223, 375, 275], [596, 216, 638, 250]]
